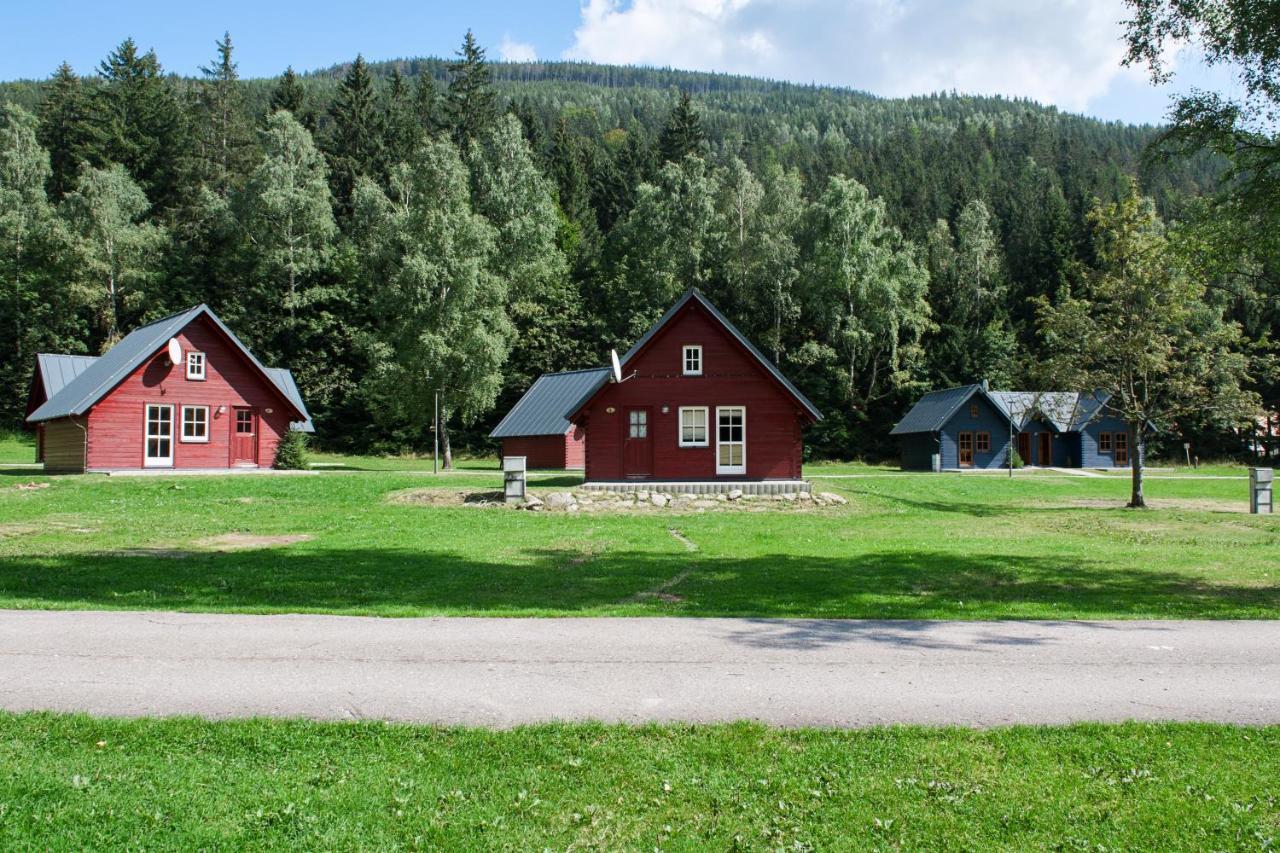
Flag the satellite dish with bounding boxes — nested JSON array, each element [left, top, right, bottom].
[[610, 349, 623, 383], [167, 338, 182, 365]]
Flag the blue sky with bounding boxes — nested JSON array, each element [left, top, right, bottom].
[[2, 0, 1240, 126]]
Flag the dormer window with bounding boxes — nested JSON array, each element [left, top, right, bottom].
[[682, 345, 702, 376], [186, 351, 206, 381]]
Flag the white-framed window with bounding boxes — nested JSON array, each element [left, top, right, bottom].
[[678, 406, 708, 447], [186, 351, 206, 380], [144, 404, 174, 467], [682, 345, 702, 376], [181, 405, 210, 443], [716, 406, 746, 475]]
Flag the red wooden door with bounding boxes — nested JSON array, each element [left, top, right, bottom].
[[623, 407, 652, 477], [1017, 432, 1031, 465], [233, 408, 258, 465]]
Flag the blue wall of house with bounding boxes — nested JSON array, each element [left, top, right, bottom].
[[1017, 418, 1077, 467], [1080, 414, 1130, 468], [899, 432, 940, 470], [938, 393, 1013, 469]]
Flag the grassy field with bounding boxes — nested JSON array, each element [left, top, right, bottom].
[[0, 712, 1273, 848], [0, 450, 1276, 619]]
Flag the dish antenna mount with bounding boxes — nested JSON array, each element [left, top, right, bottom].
[[610, 349, 636, 384], [166, 338, 182, 366]]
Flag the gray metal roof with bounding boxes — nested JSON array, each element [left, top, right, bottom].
[[490, 368, 611, 438], [36, 354, 98, 399], [892, 386, 1116, 435], [264, 368, 316, 433], [619, 288, 823, 421], [27, 305, 309, 428]]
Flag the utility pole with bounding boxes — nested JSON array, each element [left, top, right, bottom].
[[433, 390, 439, 476]]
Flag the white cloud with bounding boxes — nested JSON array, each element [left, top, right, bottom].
[[564, 0, 1165, 115], [499, 35, 538, 63]]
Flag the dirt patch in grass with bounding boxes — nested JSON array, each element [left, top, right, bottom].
[[0, 518, 98, 538], [195, 533, 314, 551], [387, 489, 504, 507]]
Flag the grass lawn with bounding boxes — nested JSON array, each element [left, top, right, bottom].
[[0, 431, 35, 465], [0, 457, 1276, 619], [0, 712, 1274, 848]]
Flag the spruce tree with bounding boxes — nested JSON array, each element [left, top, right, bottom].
[[383, 67, 421, 167], [326, 55, 384, 218], [658, 91, 708, 164], [270, 66, 314, 130], [195, 32, 253, 196], [414, 73, 441, 135], [37, 62, 95, 199], [445, 30, 497, 147], [91, 38, 188, 210]]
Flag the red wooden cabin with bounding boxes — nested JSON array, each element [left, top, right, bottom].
[[489, 368, 607, 469], [26, 305, 313, 473], [567, 289, 821, 482]]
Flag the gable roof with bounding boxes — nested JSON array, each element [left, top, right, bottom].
[[618, 288, 822, 421], [264, 368, 316, 433], [890, 384, 1013, 435], [27, 305, 308, 426], [892, 386, 1118, 435], [490, 368, 611, 438], [35, 354, 98, 400]]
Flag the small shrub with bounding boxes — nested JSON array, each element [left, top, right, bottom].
[[273, 429, 309, 470], [1009, 449, 1024, 469]]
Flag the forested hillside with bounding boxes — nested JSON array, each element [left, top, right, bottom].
[[0, 32, 1238, 460]]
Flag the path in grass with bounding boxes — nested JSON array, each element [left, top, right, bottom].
[[0, 463, 1275, 619], [0, 712, 1275, 848]]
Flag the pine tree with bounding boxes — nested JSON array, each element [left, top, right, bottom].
[[270, 66, 315, 130], [445, 30, 497, 147], [37, 62, 95, 199], [90, 38, 188, 211], [326, 55, 384, 218], [414, 73, 441, 136], [195, 32, 253, 196], [658, 91, 708, 164], [383, 67, 422, 167]]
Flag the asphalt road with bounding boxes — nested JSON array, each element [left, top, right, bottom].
[[1, 610, 1277, 727]]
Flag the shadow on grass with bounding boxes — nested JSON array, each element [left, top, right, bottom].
[[0, 546, 1274, 621]]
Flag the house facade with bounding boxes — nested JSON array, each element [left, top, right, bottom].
[[563, 289, 821, 482], [26, 305, 312, 473], [489, 368, 609, 469], [892, 383, 1130, 470]]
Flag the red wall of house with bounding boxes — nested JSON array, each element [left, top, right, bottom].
[[84, 315, 295, 470], [578, 303, 808, 481], [501, 426, 586, 470]]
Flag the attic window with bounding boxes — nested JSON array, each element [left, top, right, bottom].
[[970, 403, 979, 418], [186, 351, 206, 381], [683, 345, 702, 376]]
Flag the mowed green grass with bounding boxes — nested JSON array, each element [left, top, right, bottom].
[[0, 451, 1276, 619], [0, 713, 1275, 849]]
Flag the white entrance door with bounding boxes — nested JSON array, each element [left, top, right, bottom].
[[716, 406, 746, 476], [144, 404, 174, 467]]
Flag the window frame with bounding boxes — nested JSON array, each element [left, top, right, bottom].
[[186, 351, 206, 381], [715, 405, 746, 475], [682, 344, 703, 376], [678, 406, 709, 447], [180, 405, 210, 443], [1098, 431, 1112, 452], [627, 408, 648, 439], [143, 403, 174, 467], [976, 432, 990, 453], [969, 403, 979, 418]]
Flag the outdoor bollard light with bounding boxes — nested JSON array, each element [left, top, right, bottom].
[[1250, 467, 1273, 514]]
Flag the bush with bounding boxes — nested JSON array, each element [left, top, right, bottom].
[[273, 429, 309, 470], [1009, 448, 1024, 469]]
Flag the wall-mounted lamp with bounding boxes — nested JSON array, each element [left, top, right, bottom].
[[216, 405, 226, 416], [265, 408, 273, 415], [661, 405, 670, 414], [606, 406, 616, 414]]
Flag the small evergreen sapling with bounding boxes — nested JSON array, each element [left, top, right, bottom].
[[273, 428, 309, 470]]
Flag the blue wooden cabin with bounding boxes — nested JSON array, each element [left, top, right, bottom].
[[891, 383, 1131, 470]]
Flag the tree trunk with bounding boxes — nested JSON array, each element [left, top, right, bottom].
[[1128, 425, 1146, 509], [440, 406, 453, 471]]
